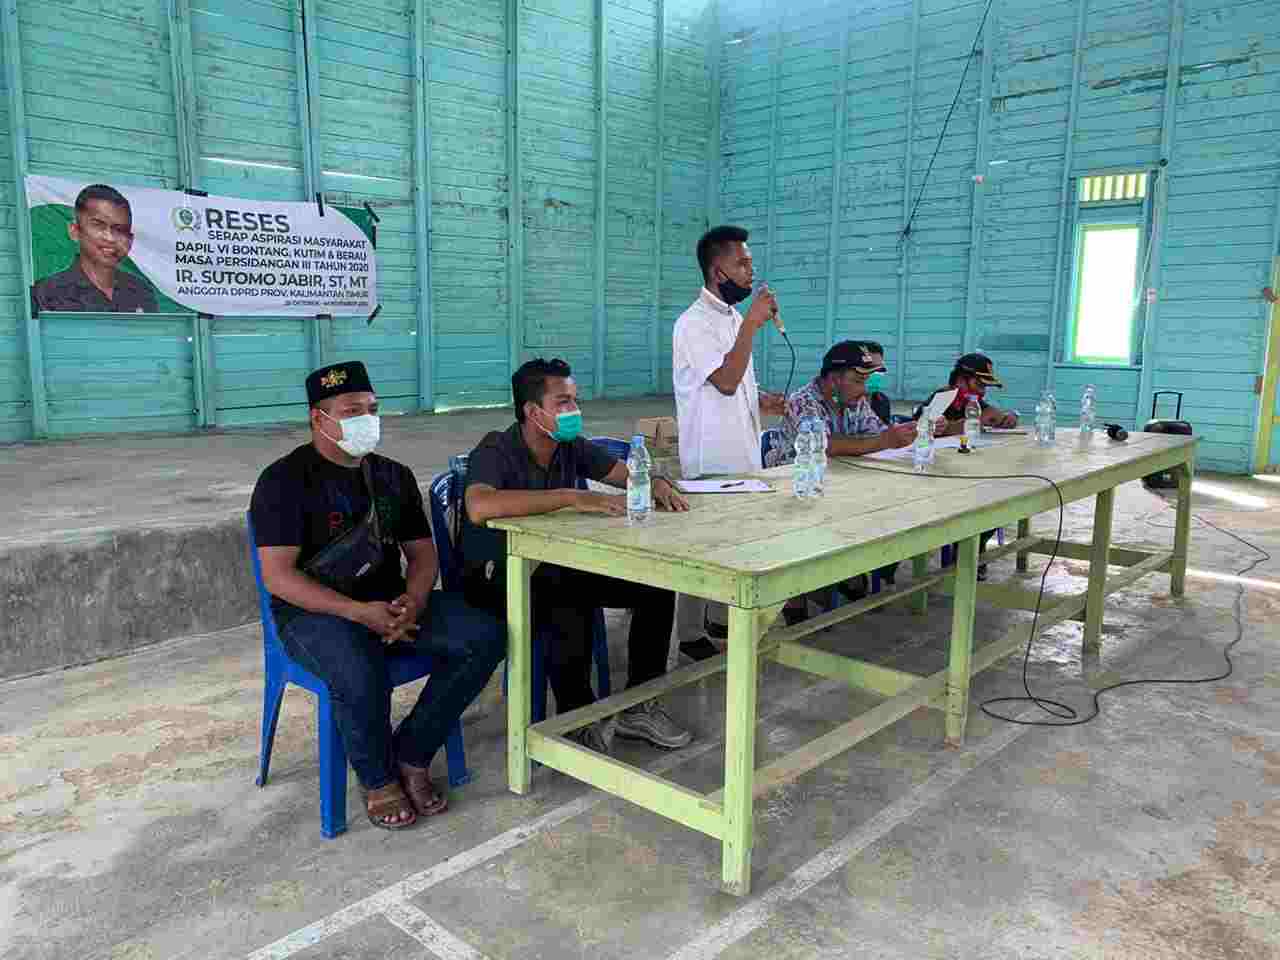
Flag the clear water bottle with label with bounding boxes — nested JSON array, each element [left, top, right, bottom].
[[964, 395, 982, 450], [793, 419, 815, 499], [810, 418, 827, 497], [626, 435, 652, 525], [1079, 384, 1097, 443], [1035, 390, 1056, 446], [912, 415, 934, 474]]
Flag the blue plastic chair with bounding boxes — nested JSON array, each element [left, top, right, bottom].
[[248, 514, 470, 839], [590, 435, 631, 462], [430, 457, 610, 724], [760, 428, 783, 464]]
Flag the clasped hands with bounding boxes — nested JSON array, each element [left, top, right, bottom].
[[355, 592, 424, 646]]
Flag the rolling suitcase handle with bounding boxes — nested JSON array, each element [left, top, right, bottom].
[[1151, 390, 1183, 421]]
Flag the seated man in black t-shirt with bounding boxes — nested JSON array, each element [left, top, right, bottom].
[[250, 361, 504, 831], [461, 358, 693, 755], [912, 352, 1018, 579]]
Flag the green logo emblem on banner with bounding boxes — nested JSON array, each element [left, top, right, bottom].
[[171, 206, 202, 232]]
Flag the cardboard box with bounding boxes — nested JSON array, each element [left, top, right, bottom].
[[636, 416, 679, 455]]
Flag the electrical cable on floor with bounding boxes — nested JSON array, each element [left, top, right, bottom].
[[840, 455, 1268, 727]]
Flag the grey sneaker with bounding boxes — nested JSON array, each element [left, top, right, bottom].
[[567, 717, 616, 755], [615, 700, 693, 749]]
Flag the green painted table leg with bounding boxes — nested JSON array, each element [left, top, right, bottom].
[[1171, 460, 1192, 597], [721, 604, 761, 896], [1083, 488, 1114, 652], [945, 535, 979, 748], [910, 554, 929, 615], [1016, 518, 1031, 572], [507, 555, 535, 794]]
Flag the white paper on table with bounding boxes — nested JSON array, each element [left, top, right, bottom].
[[925, 388, 958, 421], [675, 478, 775, 494], [865, 436, 962, 462]]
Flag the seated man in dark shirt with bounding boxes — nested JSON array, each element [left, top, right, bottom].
[[250, 361, 505, 831], [32, 184, 157, 314], [462, 358, 693, 754], [854, 340, 893, 426], [913, 352, 1018, 579], [913, 352, 1018, 435]]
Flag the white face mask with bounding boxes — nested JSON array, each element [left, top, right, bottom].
[[319, 409, 380, 457]]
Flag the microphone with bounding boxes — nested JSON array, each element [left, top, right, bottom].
[[753, 281, 786, 336]]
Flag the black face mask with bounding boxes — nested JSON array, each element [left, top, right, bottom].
[[715, 271, 752, 306]]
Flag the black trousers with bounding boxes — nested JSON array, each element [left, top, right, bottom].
[[474, 564, 675, 714]]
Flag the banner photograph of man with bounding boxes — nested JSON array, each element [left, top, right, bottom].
[[31, 183, 158, 314]]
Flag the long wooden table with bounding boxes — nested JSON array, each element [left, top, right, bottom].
[[492, 431, 1196, 895]]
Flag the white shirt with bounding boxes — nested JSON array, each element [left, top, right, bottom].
[[672, 288, 762, 479]]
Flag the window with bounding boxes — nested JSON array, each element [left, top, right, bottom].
[[1062, 171, 1152, 367]]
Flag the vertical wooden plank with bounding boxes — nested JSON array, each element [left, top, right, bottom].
[[190, 315, 208, 426], [910, 552, 929, 615], [650, 0, 665, 393], [896, 0, 921, 396], [1, 0, 47, 438], [507, 0, 524, 374], [961, 2, 997, 355], [1044, 0, 1088, 394], [704, 2, 721, 230], [1135, 0, 1183, 427], [721, 602, 760, 896], [761, 13, 782, 387], [293, 0, 325, 371], [823, 11, 851, 348], [1171, 459, 1192, 597], [1254, 256, 1280, 472], [413, 0, 435, 411], [168, 0, 199, 189], [1083, 488, 1114, 652], [945, 534, 979, 747], [507, 555, 535, 794], [593, 0, 608, 399], [1016, 517, 1032, 572]]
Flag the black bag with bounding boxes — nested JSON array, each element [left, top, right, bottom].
[[1142, 391, 1193, 491], [302, 458, 388, 595]]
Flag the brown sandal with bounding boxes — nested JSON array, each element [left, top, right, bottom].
[[398, 762, 448, 817], [363, 782, 418, 830]]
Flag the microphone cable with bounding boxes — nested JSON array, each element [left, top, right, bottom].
[[838, 453, 1262, 728]]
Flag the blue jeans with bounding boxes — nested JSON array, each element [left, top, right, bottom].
[[279, 592, 505, 790]]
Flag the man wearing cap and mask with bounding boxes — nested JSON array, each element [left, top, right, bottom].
[[250, 361, 505, 831], [764, 341, 917, 469], [914, 352, 1018, 434], [462, 358, 694, 755], [764, 341, 919, 621], [913, 352, 1018, 578]]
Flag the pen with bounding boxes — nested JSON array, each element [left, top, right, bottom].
[[720, 481, 745, 489]]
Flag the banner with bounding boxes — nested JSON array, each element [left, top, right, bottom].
[[25, 176, 377, 317]]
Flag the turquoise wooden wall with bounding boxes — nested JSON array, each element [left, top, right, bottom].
[[718, 0, 1279, 473], [0, 0, 715, 441]]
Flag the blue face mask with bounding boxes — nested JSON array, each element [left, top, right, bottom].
[[865, 371, 887, 394], [537, 408, 583, 443]]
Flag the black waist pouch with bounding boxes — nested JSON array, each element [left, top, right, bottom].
[[303, 459, 388, 596]]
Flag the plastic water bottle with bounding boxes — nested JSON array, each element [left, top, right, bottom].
[[1079, 384, 1097, 442], [793, 419, 814, 499], [1034, 391, 1054, 448], [626, 435, 652, 525], [912, 415, 934, 474], [964, 396, 982, 450], [810, 418, 827, 497]]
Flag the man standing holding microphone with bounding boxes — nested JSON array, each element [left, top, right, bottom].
[[670, 225, 785, 661]]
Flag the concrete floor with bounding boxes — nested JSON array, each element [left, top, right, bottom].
[[3, 438, 1280, 958]]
